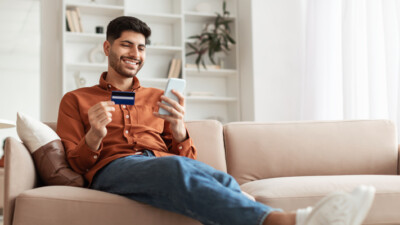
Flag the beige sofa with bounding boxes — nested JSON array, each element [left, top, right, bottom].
[[4, 120, 400, 225]]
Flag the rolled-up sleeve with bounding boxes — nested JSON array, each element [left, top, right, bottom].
[[160, 121, 197, 159], [56, 93, 102, 174]]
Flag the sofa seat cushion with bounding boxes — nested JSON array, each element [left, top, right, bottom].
[[13, 186, 201, 225], [240, 175, 400, 224]]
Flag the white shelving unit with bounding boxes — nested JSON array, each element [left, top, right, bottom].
[[61, 0, 240, 123]]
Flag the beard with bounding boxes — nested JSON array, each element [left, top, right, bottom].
[[108, 49, 143, 78]]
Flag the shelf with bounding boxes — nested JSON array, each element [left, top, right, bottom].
[[126, 12, 182, 24], [146, 45, 182, 54], [185, 68, 237, 77], [186, 96, 237, 103], [66, 2, 124, 16], [65, 32, 105, 42], [66, 62, 107, 71], [184, 11, 236, 23]]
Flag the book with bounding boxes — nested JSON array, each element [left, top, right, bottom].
[[167, 58, 177, 78], [172, 59, 182, 78], [71, 9, 81, 33], [65, 10, 76, 32], [66, 18, 71, 32], [74, 8, 83, 32]]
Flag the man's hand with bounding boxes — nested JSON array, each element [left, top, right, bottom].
[[85, 101, 115, 150], [153, 90, 187, 143]]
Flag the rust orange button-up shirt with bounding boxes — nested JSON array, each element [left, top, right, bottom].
[[56, 73, 197, 185]]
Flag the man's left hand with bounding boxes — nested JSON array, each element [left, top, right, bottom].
[[153, 89, 187, 142]]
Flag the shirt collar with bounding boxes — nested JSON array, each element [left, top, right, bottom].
[[99, 72, 141, 92]]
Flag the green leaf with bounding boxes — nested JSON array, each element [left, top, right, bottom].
[[223, 36, 229, 49], [195, 54, 202, 70], [185, 51, 197, 57], [223, 1, 227, 13], [188, 35, 201, 39], [200, 38, 208, 45], [201, 59, 207, 69], [187, 43, 199, 52], [226, 34, 236, 44]]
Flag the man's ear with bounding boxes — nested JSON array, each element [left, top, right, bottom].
[[104, 40, 111, 56]]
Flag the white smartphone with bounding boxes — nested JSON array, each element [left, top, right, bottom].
[[159, 78, 186, 115]]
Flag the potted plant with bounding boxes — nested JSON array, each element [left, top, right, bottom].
[[186, 1, 236, 70]]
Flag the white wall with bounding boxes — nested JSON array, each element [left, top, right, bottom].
[[41, 0, 63, 122], [239, 0, 305, 122], [0, 0, 40, 153]]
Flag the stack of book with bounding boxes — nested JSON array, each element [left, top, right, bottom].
[[167, 58, 182, 78], [66, 8, 83, 32]]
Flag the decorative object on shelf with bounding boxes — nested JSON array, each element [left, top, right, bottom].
[[95, 26, 104, 34], [195, 2, 212, 13], [186, 1, 236, 70], [74, 71, 86, 88], [89, 43, 107, 63]]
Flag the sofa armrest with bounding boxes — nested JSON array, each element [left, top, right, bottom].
[[4, 137, 38, 225]]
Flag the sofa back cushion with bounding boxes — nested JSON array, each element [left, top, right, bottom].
[[224, 120, 398, 185], [48, 120, 227, 172], [186, 120, 227, 172]]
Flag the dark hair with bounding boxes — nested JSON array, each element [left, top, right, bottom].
[[106, 16, 151, 44]]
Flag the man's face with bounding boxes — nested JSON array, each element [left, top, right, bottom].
[[104, 31, 146, 78]]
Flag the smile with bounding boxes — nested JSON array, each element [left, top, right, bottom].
[[124, 60, 138, 65], [122, 57, 141, 66]]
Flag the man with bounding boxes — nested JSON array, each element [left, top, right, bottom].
[[57, 16, 375, 225]]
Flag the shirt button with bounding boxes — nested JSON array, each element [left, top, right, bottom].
[[125, 130, 129, 134], [108, 84, 111, 88], [178, 146, 183, 150], [122, 105, 126, 109], [126, 115, 130, 119], [86, 169, 89, 172], [93, 155, 98, 159]]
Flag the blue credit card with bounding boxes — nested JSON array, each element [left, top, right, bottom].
[[111, 91, 135, 105]]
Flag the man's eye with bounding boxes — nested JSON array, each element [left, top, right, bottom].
[[122, 44, 130, 47]]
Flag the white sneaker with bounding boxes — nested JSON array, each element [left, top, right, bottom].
[[296, 185, 375, 225]]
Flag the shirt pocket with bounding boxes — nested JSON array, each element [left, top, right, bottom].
[[135, 105, 164, 133]]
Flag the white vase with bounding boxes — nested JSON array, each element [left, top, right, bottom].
[[89, 44, 106, 63]]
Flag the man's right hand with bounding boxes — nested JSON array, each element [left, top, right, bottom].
[[85, 101, 115, 150]]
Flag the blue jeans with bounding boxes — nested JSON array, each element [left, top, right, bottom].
[[90, 152, 279, 225]]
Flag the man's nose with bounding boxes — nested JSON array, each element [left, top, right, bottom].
[[128, 47, 139, 58]]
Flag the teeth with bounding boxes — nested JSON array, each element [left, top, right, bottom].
[[124, 60, 137, 65]]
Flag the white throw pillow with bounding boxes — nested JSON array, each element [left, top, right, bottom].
[[16, 112, 60, 153]]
